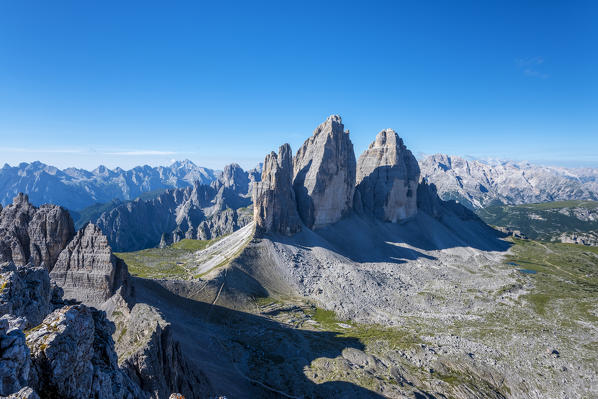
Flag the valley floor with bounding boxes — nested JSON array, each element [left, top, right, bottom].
[[115, 222, 598, 398]]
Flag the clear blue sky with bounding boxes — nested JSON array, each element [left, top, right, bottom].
[[0, 1, 596, 170]]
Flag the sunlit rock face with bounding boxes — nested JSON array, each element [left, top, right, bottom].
[[293, 115, 356, 229], [355, 129, 420, 222]]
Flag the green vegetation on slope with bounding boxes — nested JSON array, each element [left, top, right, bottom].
[[115, 237, 221, 279], [507, 238, 598, 321], [476, 200, 598, 241]]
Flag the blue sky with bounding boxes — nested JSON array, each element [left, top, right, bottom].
[[0, 1, 596, 170]]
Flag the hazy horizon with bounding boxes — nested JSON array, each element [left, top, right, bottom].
[[3, 144, 598, 173]]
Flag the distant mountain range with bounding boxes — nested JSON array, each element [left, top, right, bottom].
[[420, 154, 598, 209], [0, 160, 219, 210], [3, 154, 598, 229]]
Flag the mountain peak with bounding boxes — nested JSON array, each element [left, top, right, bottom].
[[170, 159, 197, 169]]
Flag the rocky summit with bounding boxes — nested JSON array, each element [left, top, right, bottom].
[[50, 223, 130, 307], [293, 115, 356, 229], [355, 129, 420, 222], [253, 143, 302, 235], [0, 194, 74, 270]]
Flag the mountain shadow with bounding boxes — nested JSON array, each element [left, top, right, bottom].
[[132, 277, 397, 399], [263, 209, 510, 265]]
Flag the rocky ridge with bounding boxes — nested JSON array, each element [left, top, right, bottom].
[[0, 160, 218, 211], [91, 163, 257, 251], [420, 153, 598, 209], [0, 194, 211, 398]]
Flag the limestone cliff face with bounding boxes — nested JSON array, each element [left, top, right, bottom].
[[293, 115, 356, 229], [50, 223, 130, 307], [355, 129, 420, 222], [0, 194, 74, 270], [253, 144, 302, 235]]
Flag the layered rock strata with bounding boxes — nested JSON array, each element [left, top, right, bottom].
[[50, 223, 131, 307]]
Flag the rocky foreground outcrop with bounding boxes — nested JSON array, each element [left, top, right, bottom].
[[111, 301, 210, 399], [50, 223, 131, 307], [0, 260, 142, 398], [293, 115, 356, 229], [355, 129, 420, 222], [0, 318, 30, 397], [0, 262, 59, 330], [0, 203, 212, 398], [27, 304, 144, 399], [0, 194, 74, 270], [253, 144, 302, 235]]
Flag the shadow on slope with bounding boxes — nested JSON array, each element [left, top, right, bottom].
[[268, 210, 510, 265], [132, 277, 390, 399]]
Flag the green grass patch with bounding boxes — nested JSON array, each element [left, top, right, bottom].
[[171, 238, 217, 251], [506, 238, 598, 322], [309, 306, 421, 350], [476, 200, 598, 241]]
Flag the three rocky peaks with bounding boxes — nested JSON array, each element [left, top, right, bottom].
[[253, 115, 421, 234]]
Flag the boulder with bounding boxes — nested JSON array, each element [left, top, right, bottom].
[[355, 129, 420, 222], [293, 115, 356, 229], [253, 144, 302, 235]]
